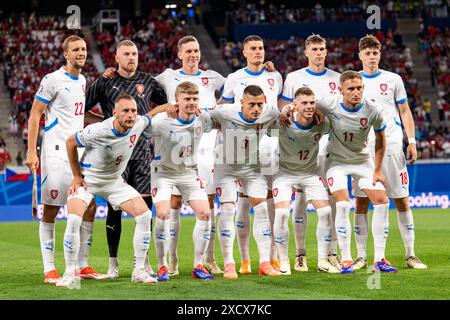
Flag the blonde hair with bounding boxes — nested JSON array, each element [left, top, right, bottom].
[[175, 81, 199, 97]]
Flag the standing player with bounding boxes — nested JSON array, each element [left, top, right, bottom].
[[85, 40, 168, 279], [317, 71, 397, 274], [279, 34, 341, 272], [56, 95, 168, 287], [154, 35, 225, 276], [352, 35, 426, 270], [145, 82, 214, 281], [219, 35, 283, 274], [26, 35, 102, 283], [273, 88, 339, 274], [213, 85, 282, 279]]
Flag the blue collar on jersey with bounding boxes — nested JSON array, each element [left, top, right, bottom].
[[294, 120, 314, 130], [340, 102, 364, 113], [179, 69, 202, 76], [64, 71, 79, 80], [177, 115, 196, 124], [238, 112, 256, 123], [305, 68, 327, 76], [360, 71, 382, 78], [111, 128, 130, 137], [244, 67, 266, 76]]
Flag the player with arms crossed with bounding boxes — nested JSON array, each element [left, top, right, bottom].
[[56, 95, 168, 287], [213, 85, 282, 279], [219, 35, 283, 274], [279, 34, 341, 272], [317, 71, 397, 274], [145, 82, 215, 281], [274, 87, 339, 274], [154, 36, 225, 276], [352, 35, 426, 270], [26, 35, 102, 283]]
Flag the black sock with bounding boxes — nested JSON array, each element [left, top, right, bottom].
[[106, 202, 122, 258]]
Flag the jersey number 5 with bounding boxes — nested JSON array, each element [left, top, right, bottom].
[[115, 155, 123, 165], [75, 102, 84, 115]]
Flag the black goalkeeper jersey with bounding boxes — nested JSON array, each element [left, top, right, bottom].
[[85, 71, 168, 161]]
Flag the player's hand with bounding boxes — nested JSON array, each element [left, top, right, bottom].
[[279, 103, 296, 127], [313, 108, 324, 125], [373, 169, 387, 188], [194, 107, 202, 116], [25, 152, 39, 173], [264, 61, 276, 72], [406, 143, 417, 164], [69, 176, 87, 196], [166, 103, 179, 118], [102, 67, 117, 79]]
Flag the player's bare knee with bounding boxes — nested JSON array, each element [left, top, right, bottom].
[[83, 200, 97, 222], [170, 195, 182, 209], [393, 197, 409, 212], [196, 210, 211, 221], [355, 196, 370, 214], [250, 197, 265, 207]]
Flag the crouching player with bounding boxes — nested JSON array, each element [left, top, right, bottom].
[[145, 81, 214, 281], [273, 87, 339, 274], [56, 94, 169, 287]]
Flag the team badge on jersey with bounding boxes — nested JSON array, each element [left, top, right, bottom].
[[380, 83, 388, 95], [329, 82, 336, 91], [360, 118, 368, 128], [201, 77, 209, 86], [267, 78, 274, 87], [130, 134, 136, 145], [272, 188, 278, 197], [50, 190, 59, 200], [195, 126, 202, 138], [136, 84, 145, 98]]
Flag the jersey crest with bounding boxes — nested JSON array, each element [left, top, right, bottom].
[[50, 189, 59, 200], [329, 82, 336, 91], [130, 134, 136, 145], [136, 84, 145, 96], [267, 78, 274, 87], [201, 77, 209, 85], [380, 83, 388, 95], [360, 118, 368, 128]]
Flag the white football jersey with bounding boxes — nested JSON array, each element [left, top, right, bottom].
[[209, 103, 279, 170], [318, 96, 386, 164], [360, 69, 408, 155], [221, 67, 283, 106], [76, 115, 150, 185], [272, 115, 330, 174], [281, 67, 340, 102], [144, 112, 213, 173], [35, 67, 86, 160], [155, 68, 225, 109]]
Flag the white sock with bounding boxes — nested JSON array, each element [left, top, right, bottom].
[[218, 203, 236, 265], [134, 211, 151, 270], [335, 201, 352, 262], [193, 219, 211, 267], [329, 197, 338, 255], [236, 197, 251, 261], [292, 191, 307, 256], [63, 214, 82, 275], [109, 257, 118, 270], [273, 208, 290, 261], [253, 202, 272, 264], [154, 216, 170, 268], [267, 198, 278, 261], [397, 210, 415, 258], [39, 221, 56, 273], [205, 206, 216, 262], [372, 203, 390, 262], [168, 208, 181, 266], [78, 221, 93, 269], [354, 213, 368, 259], [316, 206, 332, 261]]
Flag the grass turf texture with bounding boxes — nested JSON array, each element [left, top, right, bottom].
[[0, 208, 449, 300]]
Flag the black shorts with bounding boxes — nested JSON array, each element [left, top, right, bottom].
[[122, 159, 151, 195]]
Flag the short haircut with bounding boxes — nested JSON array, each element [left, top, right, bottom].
[[305, 34, 326, 47], [116, 40, 136, 51], [359, 34, 381, 51], [175, 81, 199, 97], [243, 85, 264, 97], [340, 70, 363, 84], [63, 35, 84, 52], [243, 35, 263, 46], [177, 35, 198, 52], [294, 87, 315, 98], [114, 94, 136, 108]]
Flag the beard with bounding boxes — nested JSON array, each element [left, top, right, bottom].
[[122, 63, 137, 73], [72, 58, 86, 69]]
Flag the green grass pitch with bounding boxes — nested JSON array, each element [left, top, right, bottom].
[[0, 208, 449, 300]]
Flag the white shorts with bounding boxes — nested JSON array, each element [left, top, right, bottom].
[[326, 158, 385, 194], [69, 178, 140, 211], [272, 171, 329, 204], [152, 171, 208, 203], [353, 152, 409, 198], [41, 156, 72, 206], [214, 166, 267, 202]]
